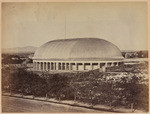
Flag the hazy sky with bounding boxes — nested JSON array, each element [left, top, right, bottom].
[[2, 2, 148, 50]]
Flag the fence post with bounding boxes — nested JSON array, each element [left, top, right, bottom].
[[21, 93, 23, 98], [33, 95, 35, 99]]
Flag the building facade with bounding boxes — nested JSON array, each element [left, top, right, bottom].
[[32, 38, 124, 72]]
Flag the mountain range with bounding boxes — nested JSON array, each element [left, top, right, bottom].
[[2, 46, 147, 54], [2, 46, 38, 54]]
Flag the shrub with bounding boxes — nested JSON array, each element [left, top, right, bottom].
[[2, 62, 148, 111]]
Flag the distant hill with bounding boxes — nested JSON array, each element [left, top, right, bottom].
[[2, 46, 38, 54], [121, 50, 148, 53]]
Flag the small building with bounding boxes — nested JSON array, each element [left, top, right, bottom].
[[32, 38, 124, 72]]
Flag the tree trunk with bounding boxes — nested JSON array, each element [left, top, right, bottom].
[[59, 97, 61, 102], [45, 93, 48, 101], [131, 103, 134, 112], [74, 94, 76, 103]]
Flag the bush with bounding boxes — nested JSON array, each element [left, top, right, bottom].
[[2, 62, 148, 111]]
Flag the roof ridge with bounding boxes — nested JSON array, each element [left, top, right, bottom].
[[49, 38, 104, 42]]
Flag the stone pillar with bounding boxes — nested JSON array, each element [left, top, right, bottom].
[[116, 62, 119, 66], [60, 63, 62, 70], [43, 62, 44, 71], [39, 62, 41, 70], [61, 63, 63, 70], [64, 63, 66, 70], [40, 62, 42, 71], [53, 62, 56, 70], [42, 62, 44, 71], [83, 63, 85, 70], [45, 63, 46, 70], [41, 62, 43, 70], [99, 65, 102, 72], [56, 62, 59, 70], [55, 62, 56, 70], [70, 63, 72, 70], [111, 62, 114, 67], [43, 62, 45, 71], [58, 63, 60, 70], [51, 62, 53, 70], [62, 63, 65, 70], [53, 62, 55, 70], [68, 63, 70, 70], [90, 63, 93, 70], [102, 66, 106, 72], [52, 62, 54, 70], [46, 62, 48, 71], [102, 62, 107, 72], [75, 63, 78, 71], [48, 62, 50, 71], [98, 63, 100, 68], [65, 63, 67, 70]]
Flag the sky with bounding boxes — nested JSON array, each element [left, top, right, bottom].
[[2, 2, 148, 50]]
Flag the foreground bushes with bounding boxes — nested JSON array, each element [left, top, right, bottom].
[[2, 63, 149, 111], [2, 68, 47, 96], [70, 70, 148, 111]]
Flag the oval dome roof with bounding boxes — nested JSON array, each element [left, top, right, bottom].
[[33, 38, 123, 61]]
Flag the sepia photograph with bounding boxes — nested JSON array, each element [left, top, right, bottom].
[[1, 1, 149, 113]]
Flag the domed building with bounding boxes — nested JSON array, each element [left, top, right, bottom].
[[32, 38, 124, 72]]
